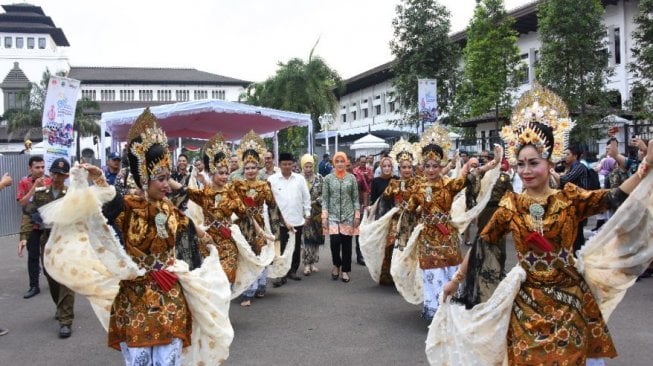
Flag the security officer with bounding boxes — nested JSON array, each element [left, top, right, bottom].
[[19, 157, 75, 338]]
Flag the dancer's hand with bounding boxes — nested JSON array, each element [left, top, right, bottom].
[[442, 280, 459, 302]]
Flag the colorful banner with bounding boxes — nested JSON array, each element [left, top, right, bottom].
[[41, 75, 80, 170], [418, 79, 438, 125]]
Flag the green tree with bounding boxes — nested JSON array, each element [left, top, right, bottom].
[[454, 0, 523, 133], [628, 0, 653, 118], [537, 0, 613, 142], [389, 0, 461, 128], [241, 43, 342, 156]]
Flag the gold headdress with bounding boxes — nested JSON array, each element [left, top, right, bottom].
[[202, 133, 230, 175], [417, 123, 452, 164], [126, 108, 171, 190], [389, 138, 415, 166], [236, 130, 266, 166], [500, 83, 575, 165]]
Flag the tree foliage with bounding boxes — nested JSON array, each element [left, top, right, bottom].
[[240, 43, 342, 156], [389, 0, 460, 126], [454, 0, 523, 128], [629, 0, 653, 117], [537, 0, 613, 141]]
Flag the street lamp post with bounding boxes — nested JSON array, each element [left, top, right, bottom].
[[319, 113, 334, 155]]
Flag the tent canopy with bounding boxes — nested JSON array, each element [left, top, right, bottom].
[[101, 99, 311, 142], [350, 133, 390, 150]]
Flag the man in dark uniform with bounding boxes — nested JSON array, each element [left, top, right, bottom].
[[19, 157, 75, 338]]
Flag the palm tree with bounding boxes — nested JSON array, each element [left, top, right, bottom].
[[241, 41, 343, 155]]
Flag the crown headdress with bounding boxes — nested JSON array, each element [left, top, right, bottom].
[[500, 83, 575, 165], [389, 138, 415, 165], [202, 133, 230, 175], [417, 123, 452, 164], [236, 130, 266, 166], [126, 108, 170, 190]]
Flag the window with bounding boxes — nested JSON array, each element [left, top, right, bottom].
[[38, 37, 45, 49], [176, 90, 189, 101], [6, 91, 25, 109], [15, 37, 23, 49], [194, 90, 208, 100], [341, 114, 347, 123], [212, 90, 225, 99], [119, 90, 134, 101], [351, 111, 357, 121], [27, 37, 34, 49], [389, 101, 395, 113], [139, 90, 153, 101], [5, 37, 12, 48], [81, 90, 96, 100], [157, 90, 172, 101], [614, 27, 621, 65], [519, 53, 529, 84], [375, 105, 381, 115], [100, 90, 116, 101], [363, 109, 368, 118]]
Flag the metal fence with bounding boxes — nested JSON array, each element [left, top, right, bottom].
[[0, 154, 30, 237], [0, 155, 101, 237]]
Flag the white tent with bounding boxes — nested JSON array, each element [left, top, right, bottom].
[[100, 99, 312, 162], [349, 134, 390, 158]]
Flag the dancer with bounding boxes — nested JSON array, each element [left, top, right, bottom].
[[39, 108, 233, 365], [359, 138, 418, 286], [322, 152, 360, 283], [393, 124, 501, 320], [231, 130, 286, 306], [431, 84, 653, 365]]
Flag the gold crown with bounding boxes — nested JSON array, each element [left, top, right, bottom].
[[417, 123, 451, 164], [389, 138, 415, 165], [127, 108, 170, 189], [236, 130, 266, 166], [500, 83, 575, 165], [203, 133, 230, 174]]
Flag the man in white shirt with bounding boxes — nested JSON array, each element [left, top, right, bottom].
[[268, 152, 311, 287]]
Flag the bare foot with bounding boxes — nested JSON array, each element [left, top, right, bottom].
[[240, 299, 251, 307]]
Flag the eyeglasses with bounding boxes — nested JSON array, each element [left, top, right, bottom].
[[480, 155, 489, 159]]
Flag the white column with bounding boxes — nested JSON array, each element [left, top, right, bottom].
[[99, 118, 106, 162]]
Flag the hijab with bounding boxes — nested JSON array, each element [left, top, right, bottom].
[[333, 151, 348, 179]]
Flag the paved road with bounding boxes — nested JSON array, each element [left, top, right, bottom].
[[0, 232, 651, 365]]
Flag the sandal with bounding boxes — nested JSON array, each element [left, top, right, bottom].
[[311, 265, 319, 273], [303, 266, 311, 276], [240, 299, 251, 307], [341, 273, 350, 283], [331, 267, 340, 280]]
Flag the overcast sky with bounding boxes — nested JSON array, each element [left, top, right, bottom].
[[26, 0, 532, 82]]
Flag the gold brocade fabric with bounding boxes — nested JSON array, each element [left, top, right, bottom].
[[479, 184, 617, 364], [187, 185, 246, 283], [380, 177, 420, 284], [408, 175, 467, 269], [231, 179, 279, 254], [109, 195, 191, 350]]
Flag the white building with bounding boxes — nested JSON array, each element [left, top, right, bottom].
[[0, 3, 250, 156], [330, 0, 643, 155]]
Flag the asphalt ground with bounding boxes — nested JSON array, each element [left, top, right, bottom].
[[0, 229, 651, 365]]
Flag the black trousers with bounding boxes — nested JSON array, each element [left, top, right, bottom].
[[573, 220, 587, 253], [26, 229, 42, 288], [280, 225, 303, 275], [330, 234, 352, 273]]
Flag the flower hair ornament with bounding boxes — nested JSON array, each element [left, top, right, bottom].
[[126, 107, 171, 191], [202, 133, 231, 175], [389, 137, 416, 166], [500, 83, 575, 165], [236, 129, 267, 166], [417, 123, 452, 164]]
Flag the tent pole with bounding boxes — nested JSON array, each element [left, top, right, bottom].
[[307, 118, 313, 155], [100, 118, 106, 163], [273, 131, 279, 165]]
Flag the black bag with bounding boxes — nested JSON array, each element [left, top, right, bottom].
[[586, 166, 601, 190]]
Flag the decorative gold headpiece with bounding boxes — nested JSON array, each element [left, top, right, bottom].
[[202, 133, 230, 175], [236, 130, 266, 166], [389, 138, 415, 166], [126, 108, 170, 190], [500, 83, 575, 165], [417, 123, 452, 164]]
